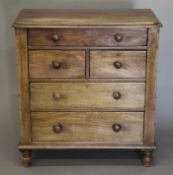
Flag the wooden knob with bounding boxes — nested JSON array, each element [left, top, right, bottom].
[[53, 92, 61, 101], [114, 61, 122, 69], [52, 34, 59, 42], [114, 33, 123, 42], [52, 123, 63, 133], [112, 123, 122, 132], [113, 91, 121, 100], [52, 60, 61, 69]]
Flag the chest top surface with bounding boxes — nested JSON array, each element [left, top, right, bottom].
[[13, 9, 161, 28]]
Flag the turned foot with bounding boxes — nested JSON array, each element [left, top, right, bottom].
[[140, 150, 153, 167], [20, 150, 32, 167]]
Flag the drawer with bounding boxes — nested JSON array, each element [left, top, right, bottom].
[[29, 50, 85, 79], [90, 51, 146, 79], [30, 82, 145, 111], [31, 112, 144, 144], [28, 28, 147, 47]]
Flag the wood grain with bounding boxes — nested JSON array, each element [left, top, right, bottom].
[[15, 29, 31, 144], [28, 28, 147, 47], [28, 46, 148, 50], [13, 9, 162, 166], [29, 50, 85, 79], [144, 28, 159, 145], [30, 82, 145, 111], [31, 112, 144, 144], [18, 144, 156, 150], [13, 9, 162, 28], [90, 51, 146, 79], [29, 78, 146, 83]]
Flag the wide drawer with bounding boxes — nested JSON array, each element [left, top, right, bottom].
[[90, 51, 146, 79], [31, 112, 144, 144], [29, 50, 85, 79], [28, 28, 147, 47], [30, 82, 145, 111]]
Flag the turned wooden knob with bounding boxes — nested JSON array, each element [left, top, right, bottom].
[[114, 33, 123, 42], [53, 92, 61, 100], [113, 91, 121, 100], [114, 61, 122, 69], [112, 123, 122, 132], [52, 123, 63, 133], [52, 60, 61, 69], [52, 34, 59, 42]]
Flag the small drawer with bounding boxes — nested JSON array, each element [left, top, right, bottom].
[[29, 50, 85, 79], [31, 112, 144, 144], [90, 51, 146, 79], [30, 82, 145, 111], [28, 28, 147, 47]]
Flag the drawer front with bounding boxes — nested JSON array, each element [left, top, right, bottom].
[[90, 51, 146, 79], [31, 112, 144, 144], [29, 50, 85, 79], [30, 83, 145, 111], [28, 28, 147, 47]]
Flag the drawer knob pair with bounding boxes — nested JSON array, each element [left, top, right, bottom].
[[52, 34, 60, 42], [113, 91, 121, 100], [53, 123, 63, 133], [112, 123, 122, 132], [52, 60, 61, 69], [114, 33, 123, 42], [52, 123, 121, 134], [114, 61, 122, 69], [53, 92, 121, 100]]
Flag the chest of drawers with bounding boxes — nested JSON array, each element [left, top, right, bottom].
[[13, 9, 162, 167]]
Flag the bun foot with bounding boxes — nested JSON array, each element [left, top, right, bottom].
[[140, 150, 153, 167], [20, 150, 32, 167]]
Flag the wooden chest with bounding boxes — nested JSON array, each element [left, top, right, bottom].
[[13, 9, 162, 167]]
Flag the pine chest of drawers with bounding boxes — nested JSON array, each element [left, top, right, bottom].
[[13, 9, 162, 167]]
